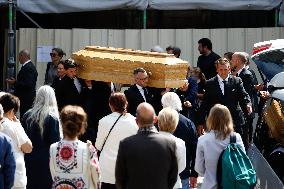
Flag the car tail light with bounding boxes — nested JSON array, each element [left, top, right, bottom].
[[252, 43, 272, 55]]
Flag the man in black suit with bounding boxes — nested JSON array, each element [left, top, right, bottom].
[[124, 67, 154, 116], [198, 58, 252, 148], [231, 52, 255, 143], [6, 49, 38, 118], [57, 59, 84, 110], [115, 102, 178, 189]]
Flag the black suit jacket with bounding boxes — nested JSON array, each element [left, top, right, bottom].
[[14, 61, 38, 117], [198, 75, 251, 128], [239, 68, 255, 117], [58, 76, 84, 110], [115, 130, 178, 189], [125, 85, 154, 116]]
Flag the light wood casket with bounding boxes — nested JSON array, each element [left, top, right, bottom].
[[71, 46, 189, 88]]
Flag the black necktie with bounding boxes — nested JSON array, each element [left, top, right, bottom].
[[222, 80, 227, 96], [142, 87, 149, 102]]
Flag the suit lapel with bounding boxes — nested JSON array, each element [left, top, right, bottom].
[[134, 85, 146, 102]]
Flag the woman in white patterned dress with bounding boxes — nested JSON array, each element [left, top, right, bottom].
[[50, 105, 101, 189]]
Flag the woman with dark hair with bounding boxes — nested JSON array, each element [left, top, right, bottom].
[[44, 47, 66, 85], [50, 105, 100, 189], [95, 92, 138, 189], [0, 93, 32, 189]]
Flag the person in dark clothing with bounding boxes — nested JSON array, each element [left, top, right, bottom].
[[197, 58, 252, 149], [161, 92, 199, 189], [231, 52, 255, 143], [197, 38, 221, 80], [80, 80, 112, 144], [44, 47, 65, 85], [22, 85, 61, 189], [6, 49, 38, 118], [57, 59, 84, 110], [115, 103, 178, 189]]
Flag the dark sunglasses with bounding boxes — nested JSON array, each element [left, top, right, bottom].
[[50, 53, 58, 57]]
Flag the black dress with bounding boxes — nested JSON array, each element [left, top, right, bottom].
[[22, 112, 61, 189]]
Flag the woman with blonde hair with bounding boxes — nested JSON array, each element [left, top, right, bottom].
[[195, 104, 245, 189], [158, 107, 186, 189], [22, 85, 61, 189]]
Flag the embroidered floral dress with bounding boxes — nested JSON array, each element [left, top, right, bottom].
[[49, 139, 100, 189]]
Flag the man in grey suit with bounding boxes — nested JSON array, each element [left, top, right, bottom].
[[197, 58, 252, 148], [115, 103, 178, 189]]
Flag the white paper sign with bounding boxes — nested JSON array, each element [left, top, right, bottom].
[[37, 45, 53, 63]]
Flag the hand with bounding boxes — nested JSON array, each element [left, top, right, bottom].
[[254, 83, 264, 91], [84, 80, 92, 88], [180, 81, 189, 91], [246, 104, 252, 115], [21, 141, 33, 153], [184, 101, 192, 107], [161, 88, 171, 96], [190, 177, 198, 188], [6, 77, 16, 85], [197, 125, 205, 136]]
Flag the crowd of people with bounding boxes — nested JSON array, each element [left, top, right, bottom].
[[0, 37, 270, 189]]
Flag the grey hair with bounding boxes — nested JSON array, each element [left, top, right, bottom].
[[234, 52, 248, 64], [161, 92, 182, 111], [19, 49, 30, 58], [25, 85, 59, 135], [151, 45, 164, 53]]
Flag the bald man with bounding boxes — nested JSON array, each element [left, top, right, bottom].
[[115, 103, 178, 189], [6, 49, 38, 118]]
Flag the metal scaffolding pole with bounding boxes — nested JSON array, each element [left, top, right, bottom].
[[6, 0, 16, 91]]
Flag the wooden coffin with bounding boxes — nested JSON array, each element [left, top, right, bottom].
[[71, 46, 189, 88]]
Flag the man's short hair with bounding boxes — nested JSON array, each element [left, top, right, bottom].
[[151, 45, 164, 53], [173, 47, 181, 58], [64, 59, 77, 69], [215, 58, 230, 66], [234, 52, 248, 64], [198, 38, 212, 50], [166, 45, 174, 52], [133, 67, 146, 75]]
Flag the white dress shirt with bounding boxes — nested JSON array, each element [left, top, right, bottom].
[[95, 112, 138, 184], [73, 77, 81, 93], [136, 84, 147, 102], [195, 131, 245, 189], [159, 131, 186, 189], [0, 117, 31, 188], [217, 74, 229, 95], [236, 65, 246, 77]]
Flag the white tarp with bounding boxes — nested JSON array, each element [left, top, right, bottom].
[[17, 0, 148, 13]]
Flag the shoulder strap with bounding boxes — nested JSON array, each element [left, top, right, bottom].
[[230, 132, 236, 144], [100, 114, 123, 154]]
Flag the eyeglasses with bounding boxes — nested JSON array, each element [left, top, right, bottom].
[[138, 76, 148, 81], [50, 53, 58, 57]]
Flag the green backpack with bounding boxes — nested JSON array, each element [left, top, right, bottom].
[[217, 133, 257, 189]]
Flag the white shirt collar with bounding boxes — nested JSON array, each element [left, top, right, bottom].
[[217, 74, 229, 82], [22, 60, 31, 67], [236, 65, 246, 76], [135, 84, 143, 90]]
